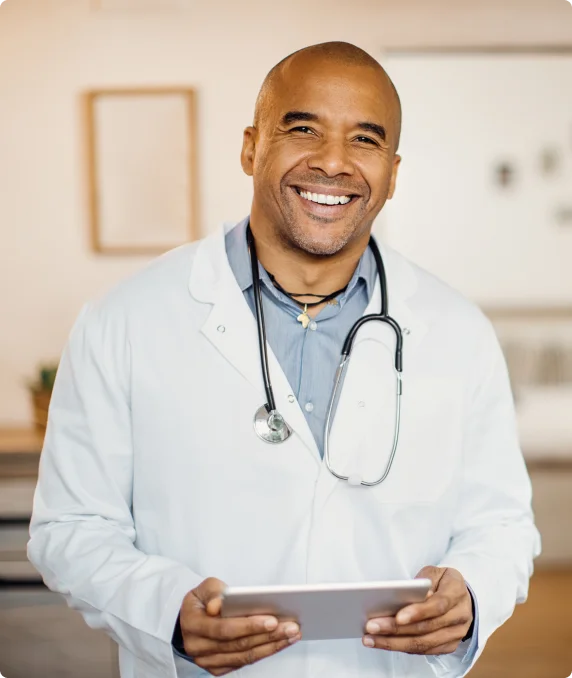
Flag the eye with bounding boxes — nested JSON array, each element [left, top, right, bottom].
[[355, 136, 378, 146], [290, 126, 315, 135]]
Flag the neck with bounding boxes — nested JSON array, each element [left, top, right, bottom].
[[248, 218, 370, 302]]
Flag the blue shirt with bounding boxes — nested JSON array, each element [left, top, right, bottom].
[[225, 218, 377, 458]]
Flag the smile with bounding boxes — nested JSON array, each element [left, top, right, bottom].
[[295, 188, 354, 206]]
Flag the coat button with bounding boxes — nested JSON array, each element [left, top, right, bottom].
[[288, 395, 295, 403], [217, 325, 226, 333]]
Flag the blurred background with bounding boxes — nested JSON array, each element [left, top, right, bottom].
[[0, 0, 571, 676]]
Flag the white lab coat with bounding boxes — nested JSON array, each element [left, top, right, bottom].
[[28, 221, 541, 678]]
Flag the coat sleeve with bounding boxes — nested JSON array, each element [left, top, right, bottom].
[[426, 316, 542, 678], [27, 302, 202, 678]]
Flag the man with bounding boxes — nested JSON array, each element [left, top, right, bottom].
[[28, 42, 540, 678]]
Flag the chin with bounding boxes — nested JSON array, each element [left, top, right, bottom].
[[290, 225, 350, 257]]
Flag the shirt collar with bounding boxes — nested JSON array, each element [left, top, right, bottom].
[[225, 216, 377, 303]]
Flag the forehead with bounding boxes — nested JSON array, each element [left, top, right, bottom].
[[271, 58, 396, 126]]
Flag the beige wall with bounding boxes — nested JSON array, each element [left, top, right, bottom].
[[1, 0, 571, 425]]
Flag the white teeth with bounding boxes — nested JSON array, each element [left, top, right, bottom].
[[298, 190, 352, 206]]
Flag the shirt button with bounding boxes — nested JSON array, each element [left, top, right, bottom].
[[305, 402, 314, 413], [309, 321, 318, 331]]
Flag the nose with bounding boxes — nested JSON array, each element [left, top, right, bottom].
[[307, 138, 354, 178]]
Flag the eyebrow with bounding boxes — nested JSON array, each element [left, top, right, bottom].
[[357, 122, 386, 142], [281, 111, 387, 142], [281, 111, 319, 125]]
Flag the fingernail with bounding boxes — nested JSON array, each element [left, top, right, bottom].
[[366, 622, 380, 634], [284, 623, 299, 637], [264, 618, 278, 631], [288, 633, 301, 645], [363, 636, 375, 647]]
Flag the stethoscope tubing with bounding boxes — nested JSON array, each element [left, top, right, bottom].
[[247, 222, 404, 486], [247, 226, 277, 413]]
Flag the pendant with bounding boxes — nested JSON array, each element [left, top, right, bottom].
[[297, 304, 310, 329]]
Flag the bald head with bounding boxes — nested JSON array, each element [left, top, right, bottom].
[[254, 41, 402, 150], [242, 41, 403, 258]]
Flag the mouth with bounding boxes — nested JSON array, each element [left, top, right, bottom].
[[291, 186, 360, 217], [294, 186, 358, 204]]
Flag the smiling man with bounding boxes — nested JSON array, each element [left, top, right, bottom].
[[28, 42, 540, 678]]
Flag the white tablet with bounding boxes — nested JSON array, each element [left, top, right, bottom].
[[221, 579, 432, 641]]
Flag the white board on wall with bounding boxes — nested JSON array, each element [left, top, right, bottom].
[[380, 52, 572, 306]]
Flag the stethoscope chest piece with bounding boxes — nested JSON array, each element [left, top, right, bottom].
[[253, 404, 293, 444]]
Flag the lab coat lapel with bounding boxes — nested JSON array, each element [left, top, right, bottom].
[[312, 242, 428, 512], [188, 226, 321, 463]]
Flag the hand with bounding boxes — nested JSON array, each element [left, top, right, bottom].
[[362, 566, 473, 656], [180, 577, 302, 676]]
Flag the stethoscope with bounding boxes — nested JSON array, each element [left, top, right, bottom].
[[247, 224, 404, 487]]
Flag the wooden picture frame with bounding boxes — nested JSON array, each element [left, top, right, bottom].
[[84, 87, 198, 255]]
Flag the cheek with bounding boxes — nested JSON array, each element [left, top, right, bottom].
[[253, 142, 303, 187], [360, 159, 394, 204]]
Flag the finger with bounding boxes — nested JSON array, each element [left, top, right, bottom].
[[363, 627, 461, 654], [366, 605, 471, 637], [185, 623, 300, 657], [185, 611, 282, 641], [395, 578, 466, 625], [193, 635, 301, 670]]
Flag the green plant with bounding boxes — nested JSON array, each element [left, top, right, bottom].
[[30, 362, 59, 393]]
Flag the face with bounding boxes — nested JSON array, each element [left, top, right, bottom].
[[242, 56, 401, 256]]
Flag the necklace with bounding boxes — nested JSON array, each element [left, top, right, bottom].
[[266, 272, 348, 328]]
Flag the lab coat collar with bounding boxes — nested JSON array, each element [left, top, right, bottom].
[[189, 219, 420, 310], [188, 221, 322, 462], [358, 235, 428, 356], [188, 220, 428, 468]]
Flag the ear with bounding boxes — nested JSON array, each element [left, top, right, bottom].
[[387, 154, 402, 200], [241, 126, 257, 176]]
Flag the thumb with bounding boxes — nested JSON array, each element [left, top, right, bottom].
[[415, 565, 446, 594], [193, 577, 227, 616]]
